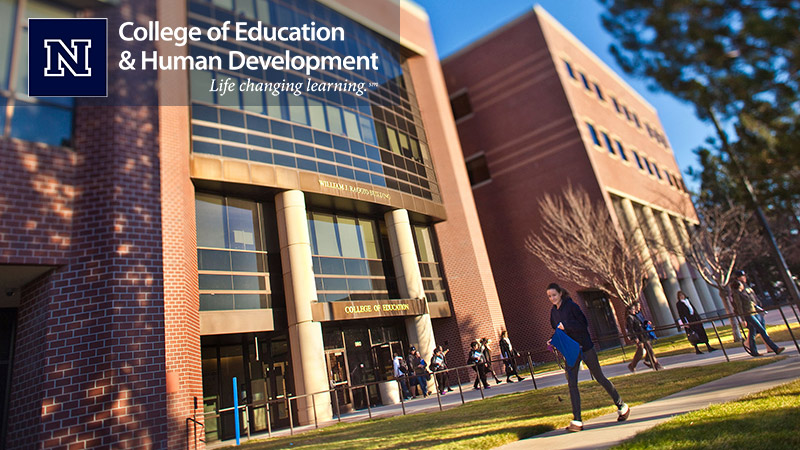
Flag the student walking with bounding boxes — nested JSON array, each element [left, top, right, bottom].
[[625, 302, 663, 372], [676, 291, 717, 354], [547, 283, 629, 432], [499, 330, 525, 383], [732, 279, 785, 356], [392, 353, 412, 400], [430, 347, 450, 395], [480, 337, 502, 384], [467, 341, 491, 390]]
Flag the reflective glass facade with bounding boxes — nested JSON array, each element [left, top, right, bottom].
[[188, 0, 441, 201], [195, 193, 284, 311]]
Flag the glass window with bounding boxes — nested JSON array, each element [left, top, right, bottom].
[[586, 123, 601, 146], [337, 217, 362, 258], [265, 92, 284, 119], [612, 97, 621, 113], [343, 110, 361, 141], [632, 150, 644, 170], [594, 83, 604, 101], [359, 220, 379, 259], [580, 73, 591, 91], [226, 198, 262, 251], [191, 71, 215, 104], [288, 94, 308, 125], [326, 105, 343, 135], [242, 89, 265, 115], [450, 91, 472, 120], [196, 194, 228, 248], [652, 162, 662, 179], [307, 98, 327, 130], [602, 132, 615, 155], [218, 75, 241, 109], [643, 156, 654, 175], [563, 60, 576, 79], [310, 213, 341, 257], [615, 140, 628, 161], [466, 154, 490, 186], [10, 101, 73, 147], [413, 225, 435, 262]]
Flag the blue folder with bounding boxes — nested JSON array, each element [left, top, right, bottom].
[[551, 328, 582, 368]]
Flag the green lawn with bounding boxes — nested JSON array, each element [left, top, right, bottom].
[[613, 377, 800, 450], [225, 357, 784, 450]]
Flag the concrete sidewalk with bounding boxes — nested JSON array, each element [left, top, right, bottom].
[[207, 332, 800, 449], [495, 356, 800, 450]]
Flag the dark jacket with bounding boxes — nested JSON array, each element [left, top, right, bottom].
[[499, 338, 516, 359], [550, 297, 594, 351], [732, 286, 760, 317], [625, 311, 648, 341], [676, 299, 701, 324]]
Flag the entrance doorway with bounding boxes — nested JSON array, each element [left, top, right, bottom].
[[322, 319, 408, 409], [580, 291, 620, 349], [201, 332, 294, 442]]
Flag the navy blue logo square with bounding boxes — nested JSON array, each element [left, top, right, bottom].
[[28, 18, 108, 97]]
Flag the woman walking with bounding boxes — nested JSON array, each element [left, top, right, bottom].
[[499, 330, 525, 383], [480, 337, 502, 384], [547, 283, 629, 432], [625, 302, 663, 372], [676, 291, 717, 354]]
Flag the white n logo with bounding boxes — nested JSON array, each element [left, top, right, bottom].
[[43, 39, 92, 77]]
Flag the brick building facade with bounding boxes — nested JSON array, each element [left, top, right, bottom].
[[442, 7, 724, 358], [0, 0, 508, 448]]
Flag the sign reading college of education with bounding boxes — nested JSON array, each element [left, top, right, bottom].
[[312, 298, 427, 322], [28, 18, 108, 97]]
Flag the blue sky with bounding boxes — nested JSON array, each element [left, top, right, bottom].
[[416, 0, 714, 191]]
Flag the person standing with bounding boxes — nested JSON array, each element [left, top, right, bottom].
[[467, 341, 491, 390], [499, 330, 525, 383], [412, 350, 430, 398], [732, 279, 785, 356], [625, 302, 663, 372], [392, 353, 412, 400], [548, 283, 629, 432], [406, 346, 419, 397], [430, 347, 449, 395], [676, 291, 717, 354], [480, 337, 502, 384]]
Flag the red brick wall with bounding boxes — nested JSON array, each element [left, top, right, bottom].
[[157, 0, 204, 447], [404, 16, 509, 369], [441, 13, 612, 359], [3, 0, 172, 447]]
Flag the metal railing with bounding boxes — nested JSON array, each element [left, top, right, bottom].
[[188, 300, 800, 446]]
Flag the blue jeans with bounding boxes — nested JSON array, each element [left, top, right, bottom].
[[416, 375, 428, 396], [746, 315, 779, 353], [398, 377, 411, 398]]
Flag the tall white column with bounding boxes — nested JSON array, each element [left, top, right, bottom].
[[658, 211, 704, 314], [675, 219, 723, 313], [619, 198, 674, 331], [275, 190, 332, 424], [642, 207, 681, 322], [385, 209, 436, 363]]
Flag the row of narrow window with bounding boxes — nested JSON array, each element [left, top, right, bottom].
[[564, 60, 669, 149], [586, 122, 687, 192]]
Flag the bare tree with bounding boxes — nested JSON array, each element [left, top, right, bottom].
[[525, 186, 647, 307], [675, 203, 753, 340]]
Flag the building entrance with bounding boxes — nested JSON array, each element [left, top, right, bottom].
[[201, 332, 294, 442], [322, 319, 408, 409], [581, 291, 620, 349]]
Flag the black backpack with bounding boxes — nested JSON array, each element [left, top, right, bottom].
[[397, 358, 409, 374]]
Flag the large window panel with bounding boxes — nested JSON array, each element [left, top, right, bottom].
[[310, 213, 341, 257], [337, 217, 362, 258], [226, 198, 262, 251], [196, 194, 228, 249]]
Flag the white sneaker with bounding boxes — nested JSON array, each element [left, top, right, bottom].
[[617, 403, 630, 421]]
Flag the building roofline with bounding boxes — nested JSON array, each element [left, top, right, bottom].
[[532, 5, 655, 113], [442, 7, 536, 64], [318, 0, 428, 56]]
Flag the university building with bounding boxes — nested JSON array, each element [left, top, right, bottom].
[[0, 0, 508, 447], [442, 6, 726, 355]]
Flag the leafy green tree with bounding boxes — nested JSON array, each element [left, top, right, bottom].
[[598, 0, 800, 301]]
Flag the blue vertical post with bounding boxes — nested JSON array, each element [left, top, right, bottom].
[[233, 377, 240, 446]]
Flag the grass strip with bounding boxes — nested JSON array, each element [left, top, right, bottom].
[[613, 375, 800, 450], [227, 357, 783, 450]]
